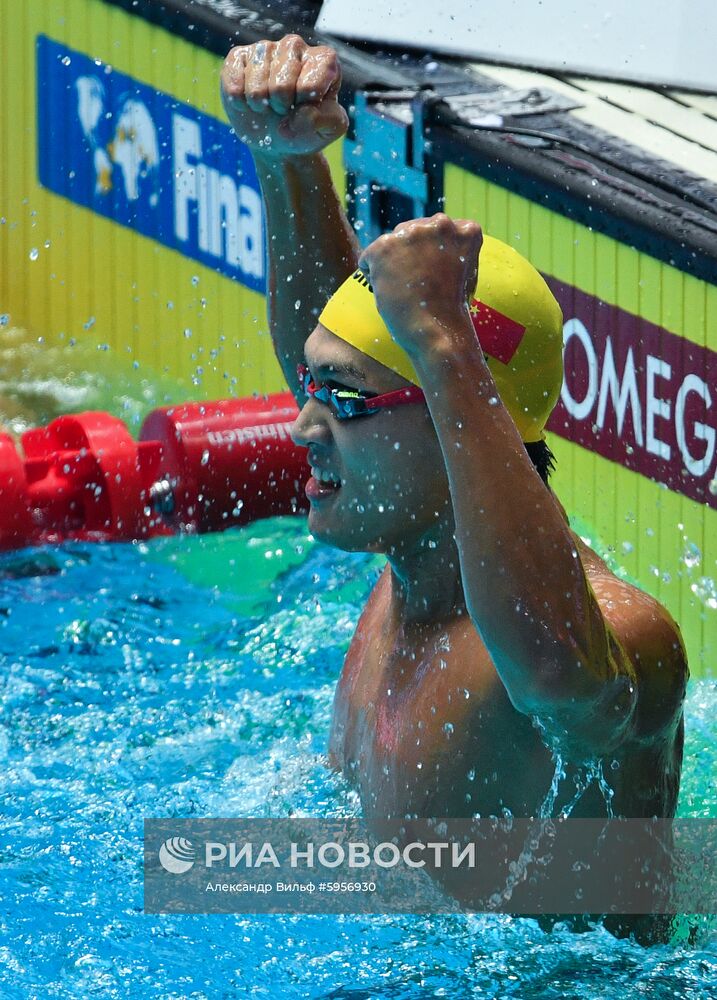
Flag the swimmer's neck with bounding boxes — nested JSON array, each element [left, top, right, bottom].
[[384, 515, 467, 627]]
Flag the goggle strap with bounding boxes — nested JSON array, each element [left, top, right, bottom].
[[369, 386, 425, 408]]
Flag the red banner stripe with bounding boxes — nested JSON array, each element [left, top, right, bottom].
[[469, 299, 527, 364]]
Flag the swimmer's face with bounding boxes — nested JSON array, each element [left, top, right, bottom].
[[291, 324, 451, 554]]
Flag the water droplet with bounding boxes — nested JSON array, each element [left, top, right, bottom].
[[0, 314, 9, 327], [443, 722, 454, 737], [191, 275, 199, 286], [200, 450, 210, 466], [84, 316, 96, 330], [61, 55, 71, 66], [690, 576, 717, 609], [488, 396, 499, 406], [29, 248, 39, 261], [683, 542, 701, 569], [184, 328, 192, 338]]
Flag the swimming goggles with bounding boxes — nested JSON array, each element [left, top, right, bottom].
[[296, 363, 425, 420]]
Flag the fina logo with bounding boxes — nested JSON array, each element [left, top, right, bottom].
[[75, 76, 160, 205], [37, 36, 265, 293], [159, 837, 196, 874]]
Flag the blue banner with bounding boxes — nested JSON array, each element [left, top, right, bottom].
[[36, 35, 265, 293]]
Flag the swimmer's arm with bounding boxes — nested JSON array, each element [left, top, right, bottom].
[[221, 37, 359, 402], [254, 153, 359, 401], [358, 217, 641, 752], [360, 216, 687, 756], [412, 336, 688, 756]]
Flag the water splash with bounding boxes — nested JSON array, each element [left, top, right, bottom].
[[0, 524, 713, 995], [0, 325, 178, 432]]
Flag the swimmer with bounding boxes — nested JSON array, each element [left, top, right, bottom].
[[221, 36, 689, 938]]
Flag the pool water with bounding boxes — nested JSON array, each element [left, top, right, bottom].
[[1, 518, 716, 999]]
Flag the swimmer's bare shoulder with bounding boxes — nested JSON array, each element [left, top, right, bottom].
[[574, 535, 689, 745], [542, 494, 688, 754]]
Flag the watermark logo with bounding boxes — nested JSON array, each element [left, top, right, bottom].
[[36, 35, 265, 293], [158, 837, 196, 874], [144, 818, 717, 915]]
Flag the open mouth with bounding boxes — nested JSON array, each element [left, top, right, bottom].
[[306, 467, 342, 500]]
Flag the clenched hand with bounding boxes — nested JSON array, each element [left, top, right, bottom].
[[359, 215, 484, 360], [221, 34, 349, 158]]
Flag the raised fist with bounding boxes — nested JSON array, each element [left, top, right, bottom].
[[221, 34, 349, 158], [359, 215, 484, 357]]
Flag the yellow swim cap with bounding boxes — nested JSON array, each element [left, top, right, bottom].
[[318, 235, 564, 443]]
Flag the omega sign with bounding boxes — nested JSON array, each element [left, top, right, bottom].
[[546, 279, 717, 508]]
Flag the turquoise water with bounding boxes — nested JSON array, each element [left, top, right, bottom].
[[1, 518, 716, 998]]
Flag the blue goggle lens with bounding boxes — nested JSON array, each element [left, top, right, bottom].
[[297, 365, 377, 420]]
